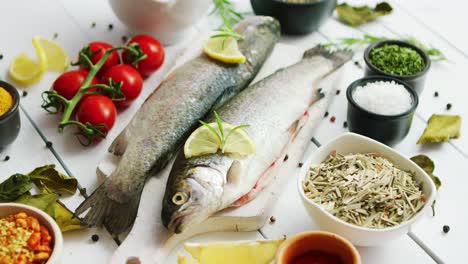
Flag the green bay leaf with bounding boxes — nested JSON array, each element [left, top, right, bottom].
[[417, 115, 462, 144], [336, 2, 393, 27], [0, 174, 32, 201], [28, 165, 78, 195]]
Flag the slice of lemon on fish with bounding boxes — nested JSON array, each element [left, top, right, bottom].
[[177, 239, 284, 264], [203, 37, 246, 64], [33, 36, 70, 71], [184, 122, 255, 159]]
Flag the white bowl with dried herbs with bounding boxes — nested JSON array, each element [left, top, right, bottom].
[[298, 133, 436, 246]]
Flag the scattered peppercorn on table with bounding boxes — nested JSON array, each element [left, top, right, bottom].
[[0, 0, 466, 263]]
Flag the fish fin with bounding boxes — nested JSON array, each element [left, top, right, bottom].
[[108, 130, 128, 156], [75, 180, 142, 235], [303, 45, 353, 67], [227, 160, 242, 184]]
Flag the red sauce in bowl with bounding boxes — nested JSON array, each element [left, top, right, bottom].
[[291, 250, 344, 264]]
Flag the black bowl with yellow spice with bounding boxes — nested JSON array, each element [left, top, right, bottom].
[[364, 40, 431, 94], [0, 80, 21, 150]]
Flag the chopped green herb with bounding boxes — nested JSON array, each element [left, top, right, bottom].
[[370, 44, 425, 76], [210, 0, 244, 41]]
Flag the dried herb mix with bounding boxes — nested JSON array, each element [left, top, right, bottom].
[[370, 44, 425, 76], [303, 152, 425, 228]]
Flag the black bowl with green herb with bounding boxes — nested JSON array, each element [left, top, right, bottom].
[[364, 40, 431, 94], [0, 81, 21, 150], [250, 0, 337, 35]]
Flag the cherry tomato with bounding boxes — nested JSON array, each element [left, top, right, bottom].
[[80, 41, 120, 77], [101, 64, 143, 107], [76, 95, 117, 135], [122, 35, 164, 78], [52, 69, 98, 100]]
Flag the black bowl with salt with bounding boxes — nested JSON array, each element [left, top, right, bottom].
[[346, 76, 418, 146]]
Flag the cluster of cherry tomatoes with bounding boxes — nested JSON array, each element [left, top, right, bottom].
[[51, 35, 164, 137]]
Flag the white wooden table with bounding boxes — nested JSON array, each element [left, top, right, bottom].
[[0, 0, 465, 263]]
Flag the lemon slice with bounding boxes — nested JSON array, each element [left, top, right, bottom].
[[33, 36, 69, 71], [184, 122, 255, 159], [203, 37, 246, 64], [178, 239, 284, 264], [9, 51, 46, 85]]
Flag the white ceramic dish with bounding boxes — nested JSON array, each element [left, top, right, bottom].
[[0, 203, 63, 264], [297, 133, 437, 247], [109, 0, 212, 44]]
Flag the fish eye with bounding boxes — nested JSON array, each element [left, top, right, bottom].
[[172, 192, 188, 205]]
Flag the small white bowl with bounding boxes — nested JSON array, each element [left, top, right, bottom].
[[0, 203, 63, 263], [297, 133, 436, 246]]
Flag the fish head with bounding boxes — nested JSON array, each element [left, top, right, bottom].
[[162, 158, 228, 233]]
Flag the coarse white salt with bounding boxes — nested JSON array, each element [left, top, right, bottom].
[[352, 80, 413, 116]]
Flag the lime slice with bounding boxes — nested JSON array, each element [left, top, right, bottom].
[[180, 239, 284, 264], [203, 37, 246, 64], [184, 122, 255, 159], [33, 36, 69, 71]]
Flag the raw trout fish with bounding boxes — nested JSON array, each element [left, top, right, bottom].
[[75, 16, 280, 235], [162, 46, 352, 233]]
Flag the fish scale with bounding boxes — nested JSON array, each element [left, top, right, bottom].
[[75, 16, 280, 235], [162, 46, 352, 233]]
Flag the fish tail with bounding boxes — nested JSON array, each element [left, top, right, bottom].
[[303, 45, 353, 67], [75, 180, 143, 235]]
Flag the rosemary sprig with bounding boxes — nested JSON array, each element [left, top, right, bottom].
[[199, 111, 249, 153], [210, 0, 244, 40], [324, 34, 447, 61]]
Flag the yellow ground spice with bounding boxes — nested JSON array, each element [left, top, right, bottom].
[[0, 86, 13, 116]]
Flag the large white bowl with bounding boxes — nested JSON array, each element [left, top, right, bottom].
[[0, 203, 63, 264], [109, 0, 212, 44], [297, 133, 436, 246]]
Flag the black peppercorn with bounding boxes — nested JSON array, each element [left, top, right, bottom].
[[283, 155, 289, 162], [298, 162, 303, 168], [91, 234, 100, 242], [22, 91, 28, 97], [446, 103, 452, 110], [91, 22, 96, 28], [343, 121, 348, 128], [53, 32, 58, 39], [434, 91, 439, 97], [0, 54, 3, 60], [443, 225, 450, 233], [46, 141, 53, 148], [4, 155, 10, 161], [269, 216, 276, 223], [336, 90, 341, 95], [108, 24, 114, 30], [122, 36, 128, 43], [324, 111, 329, 118]]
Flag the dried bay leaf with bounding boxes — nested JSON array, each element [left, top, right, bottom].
[[54, 201, 83, 232], [28, 165, 78, 194], [410, 155, 441, 190], [0, 174, 32, 201], [336, 2, 393, 27], [417, 115, 461, 144]]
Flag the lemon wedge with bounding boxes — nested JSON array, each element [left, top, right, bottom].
[[33, 36, 69, 71], [203, 37, 246, 64], [184, 122, 255, 159], [178, 239, 284, 264], [9, 50, 46, 85]]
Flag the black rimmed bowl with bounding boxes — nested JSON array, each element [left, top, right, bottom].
[[250, 0, 337, 35], [0, 80, 21, 150], [346, 76, 418, 146], [364, 40, 431, 95]]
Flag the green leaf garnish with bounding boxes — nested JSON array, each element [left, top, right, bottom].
[[210, 0, 244, 43], [336, 2, 393, 27]]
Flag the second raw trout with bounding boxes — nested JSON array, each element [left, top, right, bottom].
[[162, 46, 352, 233]]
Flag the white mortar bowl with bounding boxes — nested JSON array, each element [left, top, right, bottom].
[[0, 203, 63, 263], [297, 133, 436, 246]]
